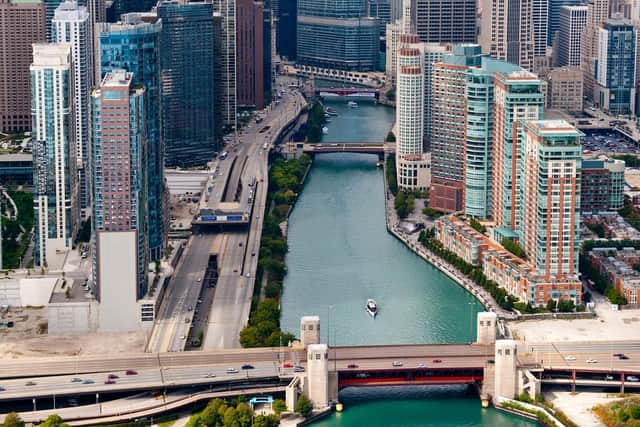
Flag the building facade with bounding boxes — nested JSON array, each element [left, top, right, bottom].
[[99, 13, 165, 260], [91, 70, 149, 332], [580, 0, 610, 101], [548, 0, 583, 45], [297, 0, 379, 71], [581, 157, 625, 212], [53, 0, 92, 220], [545, 66, 584, 111], [421, 43, 449, 149], [415, 0, 476, 44], [31, 43, 78, 267], [557, 5, 588, 67], [276, 0, 296, 60], [595, 19, 637, 115], [237, 0, 265, 109], [212, 0, 237, 130], [0, 0, 46, 133], [489, 0, 535, 71]]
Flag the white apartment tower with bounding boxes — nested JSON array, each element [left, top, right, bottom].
[[581, 0, 610, 100], [53, 0, 92, 220], [558, 5, 588, 66], [396, 34, 430, 190], [385, 21, 402, 85], [31, 43, 78, 267], [489, 0, 535, 71]]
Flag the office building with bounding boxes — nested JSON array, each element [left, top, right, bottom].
[[520, 120, 582, 278], [157, 1, 217, 167], [595, 19, 637, 115], [548, 0, 582, 45], [545, 66, 583, 111], [581, 0, 610, 101], [533, 0, 549, 62], [368, 0, 391, 35], [44, 0, 63, 40], [395, 34, 429, 191], [53, 1, 92, 220], [99, 13, 165, 260], [212, 0, 237, 130], [237, 0, 265, 109], [557, 5, 588, 66], [262, 3, 272, 106], [276, 0, 296, 59], [109, 0, 155, 18], [415, 0, 475, 44], [0, 0, 46, 133], [582, 157, 625, 212], [91, 70, 148, 332], [31, 43, 78, 267], [491, 70, 545, 229], [385, 21, 402, 85], [489, 0, 535, 71], [297, 0, 379, 71]]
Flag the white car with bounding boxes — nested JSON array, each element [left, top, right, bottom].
[[627, 376, 640, 382], [586, 358, 598, 364], [564, 356, 577, 361], [392, 361, 403, 367], [227, 368, 239, 374]]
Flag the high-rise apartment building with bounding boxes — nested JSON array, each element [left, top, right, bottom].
[[0, 0, 46, 133], [385, 21, 402, 85], [31, 43, 78, 267], [44, 0, 63, 40], [212, 0, 237, 130], [489, 0, 535, 71], [237, 0, 265, 109], [99, 13, 165, 260], [582, 157, 625, 212], [53, 0, 92, 220], [557, 5, 588, 66], [581, 0, 610, 101], [548, 0, 582, 45], [421, 44, 449, 149], [415, 0, 476, 44], [491, 70, 545, 229], [91, 70, 148, 332], [157, 1, 217, 167], [297, 0, 379, 71], [395, 34, 430, 191], [520, 120, 582, 278], [595, 19, 637, 115]]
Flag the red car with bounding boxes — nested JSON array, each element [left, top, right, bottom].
[[104, 380, 116, 385], [347, 364, 359, 369], [432, 359, 442, 363], [283, 363, 293, 368], [108, 374, 119, 379], [125, 370, 138, 375]]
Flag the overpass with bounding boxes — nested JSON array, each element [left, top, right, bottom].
[[285, 142, 392, 159]]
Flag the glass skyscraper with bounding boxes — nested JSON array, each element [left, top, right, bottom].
[[99, 13, 165, 260], [297, 0, 379, 71], [157, 1, 217, 167]]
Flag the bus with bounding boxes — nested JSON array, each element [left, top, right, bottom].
[[220, 151, 228, 160]]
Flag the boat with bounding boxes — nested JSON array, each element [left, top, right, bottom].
[[322, 126, 329, 134], [348, 101, 358, 108], [325, 107, 338, 116], [366, 299, 377, 317], [375, 161, 383, 167]]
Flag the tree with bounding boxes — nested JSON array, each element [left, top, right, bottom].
[[40, 415, 69, 427], [272, 399, 287, 415], [223, 406, 240, 427], [629, 405, 640, 419], [557, 299, 575, 312], [295, 394, 313, 418], [235, 402, 253, 427], [469, 218, 486, 234], [252, 415, 279, 427], [546, 299, 557, 312], [201, 398, 226, 426], [385, 131, 396, 142], [618, 409, 630, 422], [500, 238, 526, 259], [2, 413, 24, 427]]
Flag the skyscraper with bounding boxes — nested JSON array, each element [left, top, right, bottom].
[[44, 0, 63, 40], [520, 120, 582, 278], [548, 0, 582, 45], [157, 1, 217, 167], [297, 0, 379, 71], [385, 21, 402, 85], [53, 0, 92, 220], [491, 70, 545, 229], [395, 34, 430, 191], [0, 0, 46, 133], [99, 13, 165, 260], [212, 0, 237, 130], [415, 0, 476, 44], [31, 43, 78, 267], [237, 0, 265, 109], [557, 5, 588, 66], [581, 0, 610, 101], [91, 70, 148, 332], [276, 0, 296, 60], [489, 0, 535, 71], [421, 43, 449, 149], [595, 19, 637, 115], [533, 0, 549, 60]]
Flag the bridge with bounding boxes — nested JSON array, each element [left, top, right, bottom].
[[315, 87, 380, 99], [285, 142, 391, 159], [2, 314, 640, 422]]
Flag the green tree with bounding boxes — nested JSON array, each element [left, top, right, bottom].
[[385, 131, 396, 142], [546, 299, 557, 312], [469, 218, 486, 234], [201, 398, 227, 426], [2, 413, 24, 427], [618, 409, 630, 422], [272, 399, 287, 415], [40, 415, 68, 427], [557, 299, 575, 312], [251, 415, 279, 427], [630, 405, 640, 419], [235, 402, 253, 427], [501, 238, 526, 259], [295, 394, 313, 418]]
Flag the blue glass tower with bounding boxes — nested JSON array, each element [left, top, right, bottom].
[[99, 13, 165, 260], [157, 1, 217, 168]]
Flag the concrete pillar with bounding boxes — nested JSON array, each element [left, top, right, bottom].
[[300, 316, 320, 348], [494, 339, 518, 399], [307, 343, 329, 408], [476, 312, 497, 344]]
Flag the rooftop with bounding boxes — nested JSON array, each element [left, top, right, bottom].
[[102, 69, 133, 87]]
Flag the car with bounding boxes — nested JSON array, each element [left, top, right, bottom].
[[487, 359, 495, 364], [204, 373, 216, 378], [83, 379, 94, 384], [0, 386, 5, 392], [104, 380, 116, 385], [246, 273, 251, 278], [605, 374, 615, 381], [239, 242, 243, 247], [198, 299, 203, 304], [347, 364, 358, 369], [241, 364, 255, 370], [564, 356, 577, 361], [233, 269, 238, 273], [180, 335, 186, 340], [432, 359, 442, 363], [392, 361, 403, 367], [108, 374, 119, 379], [627, 376, 640, 382], [586, 358, 598, 364], [251, 252, 256, 257], [417, 363, 426, 368], [25, 381, 36, 386], [283, 363, 293, 368], [355, 373, 369, 379], [71, 377, 82, 383], [294, 366, 305, 372], [185, 318, 190, 323], [619, 355, 630, 360], [197, 278, 201, 282], [188, 305, 193, 311], [613, 353, 624, 357], [227, 368, 239, 374], [126, 370, 138, 375]]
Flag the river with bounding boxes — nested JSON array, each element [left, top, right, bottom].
[[280, 99, 534, 426]]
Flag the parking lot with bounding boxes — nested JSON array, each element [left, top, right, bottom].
[[582, 130, 638, 155]]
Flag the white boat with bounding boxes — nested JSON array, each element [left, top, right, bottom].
[[322, 126, 329, 134], [348, 101, 358, 108], [366, 299, 377, 317]]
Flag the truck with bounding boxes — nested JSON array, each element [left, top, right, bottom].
[[220, 151, 228, 160]]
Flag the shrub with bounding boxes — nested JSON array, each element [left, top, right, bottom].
[[295, 394, 313, 418], [630, 405, 640, 419], [618, 409, 630, 422]]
